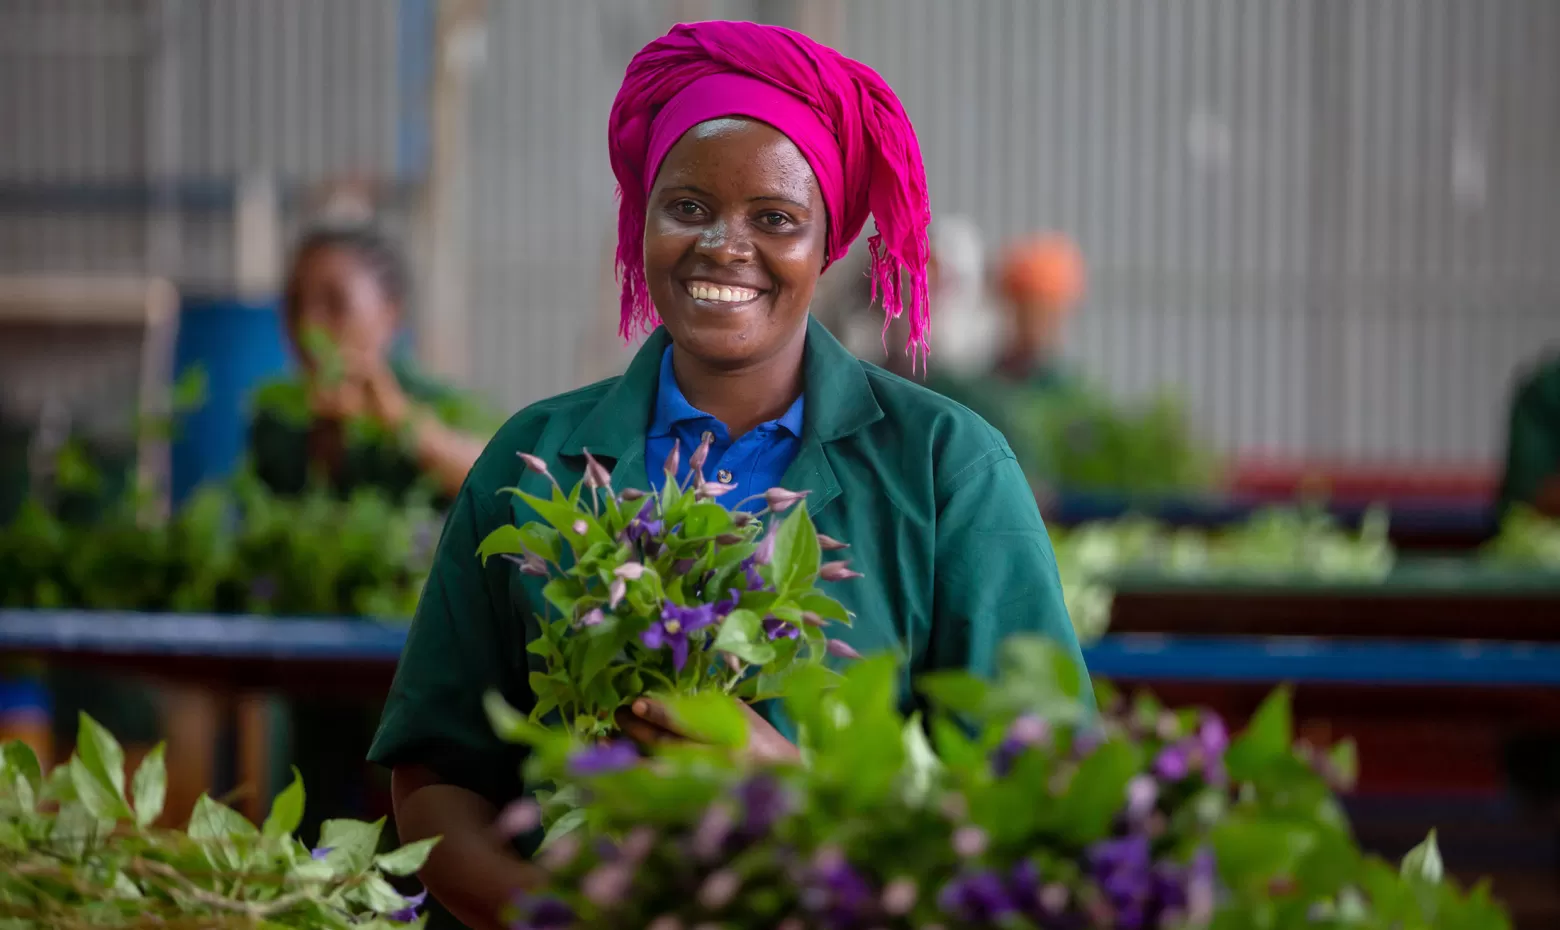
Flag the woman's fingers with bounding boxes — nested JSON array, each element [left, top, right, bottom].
[[612, 705, 676, 746]]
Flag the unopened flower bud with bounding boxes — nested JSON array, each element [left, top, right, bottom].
[[583, 449, 613, 491], [646, 917, 683, 930], [663, 438, 681, 478], [698, 869, 742, 910], [732, 511, 755, 527], [800, 610, 827, 627], [517, 452, 551, 477], [578, 608, 604, 627], [715, 533, 744, 545], [582, 862, 632, 906], [952, 825, 988, 858], [610, 578, 626, 608], [819, 561, 862, 582], [764, 487, 809, 512], [689, 433, 713, 474], [882, 877, 919, 915], [816, 533, 849, 551], [1039, 883, 1069, 916], [572, 519, 589, 536], [1126, 774, 1158, 821], [493, 799, 541, 839], [753, 530, 776, 564], [825, 638, 862, 660], [538, 832, 580, 870], [503, 553, 549, 577], [615, 561, 646, 580], [725, 652, 743, 673], [697, 481, 738, 500], [620, 487, 646, 501]]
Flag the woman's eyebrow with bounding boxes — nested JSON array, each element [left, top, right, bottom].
[[748, 194, 810, 210]]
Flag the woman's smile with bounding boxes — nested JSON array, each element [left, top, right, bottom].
[[682, 279, 767, 309]]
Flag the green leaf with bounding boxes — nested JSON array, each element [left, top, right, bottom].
[[770, 503, 821, 594], [663, 692, 750, 749], [3, 741, 43, 798], [798, 591, 852, 625], [712, 608, 778, 665], [476, 524, 527, 565], [681, 501, 735, 539], [1226, 687, 1294, 780], [542, 577, 582, 617], [513, 490, 612, 552], [1401, 829, 1444, 884], [188, 793, 257, 841], [578, 625, 629, 690], [262, 767, 306, 840], [319, 817, 386, 872], [1055, 739, 1142, 843], [50, 801, 97, 859], [130, 743, 167, 827], [520, 523, 563, 563], [69, 757, 129, 821], [75, 712, 127, 803], [375, 836, 440, 876], [916, 672, 990, 714], [353, 873, 414, 914], [484, 690, 558, 746]]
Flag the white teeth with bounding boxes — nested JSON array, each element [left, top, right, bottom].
[[687, 282, 758, 303]]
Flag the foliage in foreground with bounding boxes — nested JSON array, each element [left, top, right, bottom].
[[1484, 505, 1560, 566], [0, 714, 434, 929], [486, 637, 1507, 930]]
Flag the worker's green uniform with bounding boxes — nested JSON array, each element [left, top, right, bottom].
[[248, 356, 494, 845], [924, 357, 1085, 491], [1496, 355, 1560, 838], [369, 319, 1088, 930], [1497, 354, 1560, 516]]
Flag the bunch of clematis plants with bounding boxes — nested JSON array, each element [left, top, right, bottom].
[[482, 638, 1509, 930], [477, 435, 859, 740]]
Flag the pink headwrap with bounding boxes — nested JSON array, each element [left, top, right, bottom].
[[608, 20, 933, 362]]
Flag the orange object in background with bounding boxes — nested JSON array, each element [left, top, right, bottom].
[[998, 233, 1087, 309], [0, 675, 52, 766], [1229, 458, 1499, 503]]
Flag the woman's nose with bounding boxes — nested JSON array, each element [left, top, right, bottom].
[[696, 217, 756, 263]]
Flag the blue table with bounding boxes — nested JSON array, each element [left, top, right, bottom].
[[5, 609, 1560, 690]]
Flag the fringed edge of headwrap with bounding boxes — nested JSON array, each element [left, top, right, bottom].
[[615, 186, 659, 342], [868, 233, 931, 373]]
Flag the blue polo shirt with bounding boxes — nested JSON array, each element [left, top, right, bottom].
[[645, 346, 805, 512]]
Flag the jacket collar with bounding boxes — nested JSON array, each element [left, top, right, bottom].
[[560, 317, 883, 511]]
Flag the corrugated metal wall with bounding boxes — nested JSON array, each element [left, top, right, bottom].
[[2, 0, 1557, 463]]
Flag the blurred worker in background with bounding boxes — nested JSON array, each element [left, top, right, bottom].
[[249, 224, 494, 843], [249, 225, 493, 505], [992, 232, 1087, 391], [1497, 352, 1560, 517]]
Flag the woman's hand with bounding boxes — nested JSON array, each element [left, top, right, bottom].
[[615, 697, 801, 765]]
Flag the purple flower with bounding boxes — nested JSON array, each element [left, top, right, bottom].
[[992, 715, 1050, 776], [625, 516, 664, 546], [1126, 774, 1159, 822], [736, 774, 790, 838], [1154, 740, 1198, 781], [567, 741, 639, 777], [1088, 835, 1154, 930], [763, 617, 799, 640], [938, 870, 1015, 923], [802, 850, 876, 927], [511, 896, 575, 930], [310, 846, 333, 861], [739, 555, 769, 592], [642, 602, 721, 671], [390, 889, 427, 923], [1199, 714, 1228, 758]]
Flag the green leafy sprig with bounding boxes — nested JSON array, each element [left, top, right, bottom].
[[477, 437, 857, 739], [1, 715, 435, 929]]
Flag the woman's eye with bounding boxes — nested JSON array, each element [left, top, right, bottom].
[[672, 200, 705, 218], [759, 211, 793, 229]]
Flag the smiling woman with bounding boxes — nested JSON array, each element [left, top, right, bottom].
[[368, 20, 1088, 930]]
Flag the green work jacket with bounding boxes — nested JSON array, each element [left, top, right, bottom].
[[368, 319, 1087, 892]]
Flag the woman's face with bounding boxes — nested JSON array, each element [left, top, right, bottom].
[[285, 244, 398, 372], [644, 118, 828, 369]]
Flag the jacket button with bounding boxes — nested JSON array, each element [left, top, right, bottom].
[[716, 469, 733, 483]]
